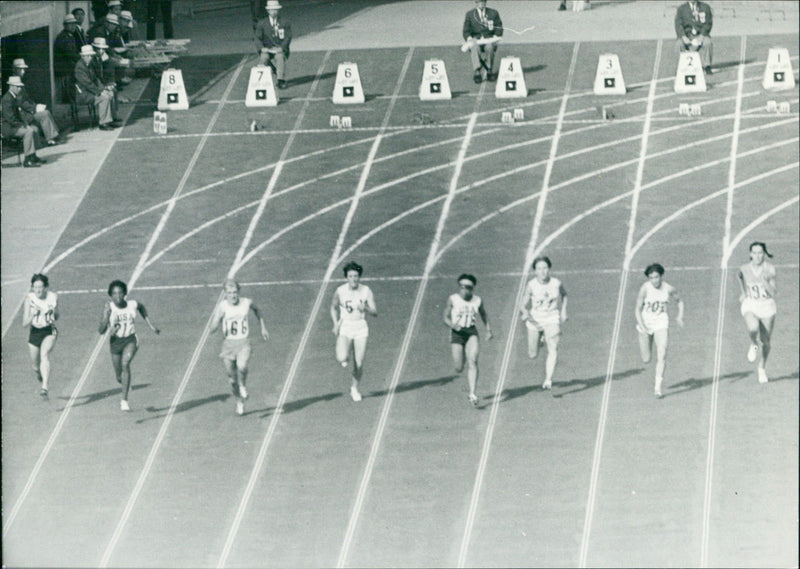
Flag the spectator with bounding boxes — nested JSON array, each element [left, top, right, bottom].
[[92, 0, 109, 22], [89, 16, 132, 87], [74, 45, 119, 130], [146, 0, 174, 40], [119, 10, 140, 42], [72, 8, 90, 47], [54, 14, 82, 102], [107, 0, 123, 18], [462, 0, 503, 84], [254, 0, 292, 89], [675, 0, 713, 74], [10, 59, 61, 146], [2, 76, 46, 167]]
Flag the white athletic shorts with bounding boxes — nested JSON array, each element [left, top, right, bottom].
[[740, 297, 777, 320], [339, 319, 368, 340]]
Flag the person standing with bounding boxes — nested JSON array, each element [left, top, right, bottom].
[[737, 242, 777, 384], [54, 14, 82, 103], [462, 0, 503, 84], [98, 280, 160, 411], [675, 0, 713, 74], [520, 256, 567, 390], [634, 263, 684, 398], [22, 274, 59, 399], [444, 274, 494, 406], [146, 0, 173, 40], [71, 7, 90, 47], [330, 262, 377, 402], [254, 0, 292, 89], [210, 280, 270, 416]]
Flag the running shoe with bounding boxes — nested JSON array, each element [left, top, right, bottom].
[[239, 385, 249, 400], [757, 368, 768, 384], [747, 344, 758, 363], [542, 379, 552, 390], [350, 385, 362, 402], [236, 399, 245, 415], [120, 400, 130, 412], [468, 393, 478, 407], [39, 388, 49, 400], [655, 376, 663, 398]]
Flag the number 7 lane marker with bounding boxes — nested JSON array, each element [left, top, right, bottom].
[[700, 35, 746, 569], [457, 41, 582, 569], [1, 56, 249, 543], [577, 39, 662, 569], [216, 47, 415, 569]]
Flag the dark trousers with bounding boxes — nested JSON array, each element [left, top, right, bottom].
[[146, 1, 173, 39]]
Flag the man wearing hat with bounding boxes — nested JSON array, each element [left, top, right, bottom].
[[10, 59, 61, 146], [74, 45, 118, 130], [89, 18, 132, 88], [2, 76, 47, 166], [146, 0, 174, 40], [462, 0, 504, 84], [55, 14, 82, 102], [71, 7, 90, 47], [119, 10, 139, 42], [675, 0, 713, 75], [254, 0, 292, 89]]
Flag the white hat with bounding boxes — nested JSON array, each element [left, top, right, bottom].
[[107, 0, 122, 7], [64, 14, 78, 24], [266, 0, 282, 10], [92, 36, 109, 49], [105, 13, 119, 24], [12, 58, 28, 69], [80, 45, 96, 56], [120, 10, 133, 20], [7, 75, 24, 87]]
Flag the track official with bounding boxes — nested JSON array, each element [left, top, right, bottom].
[[463, 0, 503, 84], [675, 0, 713, 74], [254, 0, 292, 89]]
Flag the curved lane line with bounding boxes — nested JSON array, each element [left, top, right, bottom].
[[724, 195, 800, 266]]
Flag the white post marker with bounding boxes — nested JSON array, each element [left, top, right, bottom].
[[419, 59, 452, 101], [593, 53, 626, 95], [674, 51, 707, 93], [245, 64, 278, 107], [157, 68, 189, 110], [762, 47, 796, 91], [332, 62, 365, 104], [153, 111, 167, 134], [495, 56, 527, 99]]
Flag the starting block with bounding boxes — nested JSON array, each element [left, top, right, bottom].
[[333, 62, 365, 104], [765, 100, 777, 112], [501, 111, 513, 123], [157, 68, 189, 110], [513, 108, 524, 121], [341, 116, 352, 128], [674, 52, 707, 93], [778, 101, 791, 113], [419, 59, 452, 101], [495, 56, 527, 99], [762, 47, 796, 91], [245, 65, 278, 107], [153, 111, 167, 134], [330, 115, 341, 127], [600, 105, 615, 120], [679, 103, 702, 116]]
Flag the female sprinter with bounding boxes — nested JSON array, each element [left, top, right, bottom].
[[635, 263, 684, 398], [98, 280, 160, 411], [22, 273, 59, 399], [444, 273, 493, 406], [330, 261, 377, 402], [737, 241, 777, 383]]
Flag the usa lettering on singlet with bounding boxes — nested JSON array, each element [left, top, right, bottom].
[[109, 300, 138, 338], [28, 291, 58, 329], [741, 263, 775, 300], [526, 278, 561, 317], [337, 284, 372, 322], [218, 298, 252, 339], [450, 294, 482, 328]]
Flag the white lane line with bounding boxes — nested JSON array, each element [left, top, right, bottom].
[[2, 58, 248, 541], [216, 47, 415, 569], [724, 195, 800, 265], [98, 54, 333, 568], [578, 39, 662, 569], [457, 41, 581, 569], [337, 108, 484, 569]]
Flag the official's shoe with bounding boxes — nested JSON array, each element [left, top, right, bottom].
[[757, 368, 768, 384], [236, 399, 245, 415], [473, 71, 483, 84], [46, 139, 59, 146], [99, 123, 116, 131], [31, 154, 46, 164], [120, 399, 130, 412], [23, 158, 41, 167], [747, 343, 758, 362], [277, 79, 287, 89], [704, 66, 713, 75], [350, 385, 362, 402], [488, 73, 498, 82], [111, 119, 123, 127]]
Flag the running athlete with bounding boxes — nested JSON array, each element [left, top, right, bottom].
[[98, 280, 160, 411], [330, 261, 377, 402], [444, 273, 493, 406], [635, 263, 684, 398], [520, 256, 567, 390], [210, 279, 269, 416], [22, 273, 59, 400], [737, 241, 777, 383]]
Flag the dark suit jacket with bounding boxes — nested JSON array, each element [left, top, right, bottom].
[[1, 90, 32, 133], [674, 1, 713, 38], [254, 14, 292, 56], [74, 58, 105, 98], [55, 28, 81, 78], [462, 7, 503, 40]]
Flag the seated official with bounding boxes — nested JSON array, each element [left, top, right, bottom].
[[10, 59, 60, 146], [254, 0, 292, 89], [675, 0, 713, 74], [74, 45, 120, 130], [2, 76, 47, 167], [462, 0, 503, 84]]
